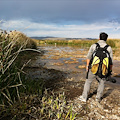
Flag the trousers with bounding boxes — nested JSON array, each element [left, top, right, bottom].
[[82, 70, 105, 100]]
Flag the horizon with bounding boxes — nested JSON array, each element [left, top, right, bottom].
[[30, 36, 97, 39]]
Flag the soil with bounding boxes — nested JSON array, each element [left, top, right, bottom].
[[25, 45, 120, 119]]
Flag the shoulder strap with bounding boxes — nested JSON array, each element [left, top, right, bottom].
[[104, 44, 109, 50], [95, 43, 100, 49]]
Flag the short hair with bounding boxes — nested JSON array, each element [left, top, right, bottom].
[[99, 32, 108, 41]]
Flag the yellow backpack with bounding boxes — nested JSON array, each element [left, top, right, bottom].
[[90, 43, 110, 78]]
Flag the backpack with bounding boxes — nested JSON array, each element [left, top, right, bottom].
[[89, 43, 110, 78]]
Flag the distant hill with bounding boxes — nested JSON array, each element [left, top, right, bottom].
[[31, 36, 96, 40], [31, 36, 56, 40]]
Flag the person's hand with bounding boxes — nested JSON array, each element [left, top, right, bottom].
[[109, 70, 112, 75]]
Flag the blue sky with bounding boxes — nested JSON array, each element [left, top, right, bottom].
[[0, 0, 120, 38]]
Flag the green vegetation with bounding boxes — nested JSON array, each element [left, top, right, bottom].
[[34, 39, 98, 47], [35, 38, 120, 48], [0, 89, 76, 120]]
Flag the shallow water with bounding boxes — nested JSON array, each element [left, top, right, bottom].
[[38, 45, 87, 71], [27, 44, 120, 87]]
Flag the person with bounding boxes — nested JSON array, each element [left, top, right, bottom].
[[79, 32, 113, 102]]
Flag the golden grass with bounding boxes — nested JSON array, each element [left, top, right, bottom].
[[107, 39, 120, 48], [9, 30, 37, 49]]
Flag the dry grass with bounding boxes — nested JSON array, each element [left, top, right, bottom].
[[107, 39, 120, 48], [0, 30, 39, 109], [0, 31, 28, 106], [9, 30, 37, 49]]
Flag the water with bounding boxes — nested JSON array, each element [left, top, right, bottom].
[[27, 44, 120, 87], [38, 44, 87, 71]]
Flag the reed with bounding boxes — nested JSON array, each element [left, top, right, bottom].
[[9, 30, 37, 49], [108, 39, 120, 48], [36, 38, 120, 48], [0, 34, 22, 106], [36, 39, 98, 47], [0, 30, 38, 106]]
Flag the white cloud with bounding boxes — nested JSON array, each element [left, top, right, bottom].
[[0, 19, 120, 38]]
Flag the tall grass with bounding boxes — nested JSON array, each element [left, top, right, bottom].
[[9, 30, 37, 49], [35, 39, 98, 48], [36, 38, 120, 48], [0, 30, 38, 106], [107, 39, 120, 48]]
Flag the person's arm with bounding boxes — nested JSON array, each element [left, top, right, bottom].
[[86, 59, 90, 71], [110, 65, 113, 71], [86, 44, 95, 71], [109, 46, 113, 71]]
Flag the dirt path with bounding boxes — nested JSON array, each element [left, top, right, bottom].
[[26, 45, 120, 119]]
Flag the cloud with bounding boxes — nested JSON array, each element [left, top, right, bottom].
[[1, 1, 120, 38], [0, 0, 120, 24], [1, 19, 120, 38]]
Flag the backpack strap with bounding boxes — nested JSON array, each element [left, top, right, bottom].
[[104, 44, 109, 50], [95, 43, 109, 50], [95, 43, 100, 49]]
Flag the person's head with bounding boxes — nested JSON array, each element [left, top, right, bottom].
[[99, 32, 108, 41]]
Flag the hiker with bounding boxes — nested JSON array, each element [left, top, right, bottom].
[[79, 32, 113, 102]]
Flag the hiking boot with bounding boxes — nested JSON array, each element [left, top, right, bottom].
[[78, 96, 86, 102]]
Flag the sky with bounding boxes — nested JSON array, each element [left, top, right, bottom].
[[0, 0, 120, 38]]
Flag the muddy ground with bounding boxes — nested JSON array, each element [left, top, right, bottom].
[[25, 45, 120, 119]]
